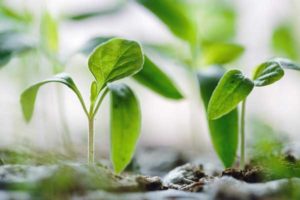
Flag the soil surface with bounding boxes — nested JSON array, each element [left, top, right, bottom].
[[0, 147, 299, 200]]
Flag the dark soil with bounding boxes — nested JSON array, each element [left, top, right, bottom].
[[222, 166, 264, 183]]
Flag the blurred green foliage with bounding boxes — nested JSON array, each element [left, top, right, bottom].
[[272, 24, 299, 60]]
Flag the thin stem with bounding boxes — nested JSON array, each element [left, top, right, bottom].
[[88, 116, 95, 164], [92, 88, 109, 117], [240, 100, 247, 169]]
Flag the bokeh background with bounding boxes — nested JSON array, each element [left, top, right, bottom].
[[1, 0, 300, 160]]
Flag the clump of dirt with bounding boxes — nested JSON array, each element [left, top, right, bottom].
[[222, 166, 264, 183], [163, 163, 208, 192], [135, 176, 167, 191]]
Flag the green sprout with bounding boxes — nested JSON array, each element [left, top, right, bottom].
[[20, 38, 145, 173], [137, 0, 244, 168], [207, 58, 300, 169]]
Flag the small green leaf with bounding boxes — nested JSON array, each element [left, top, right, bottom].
[[20, 73, 83, 122], [81, 37, 114, 55], [134, 56, 183, 99], [202, 43, 244, 65], [272, 24, 299, 60], [109, 83, 141, 173], [90, 81, 98, 103], [88, 38, 144, 89], [0, 30, 34, 67], [198, 66, 238, 167], [137, 0, 197, 44], [208, 69, 254, 120], [40, 12, 59, 54], [272, 57, 300, 71], [253, 60, 285, 87]]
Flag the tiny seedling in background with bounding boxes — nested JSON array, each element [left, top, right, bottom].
[[207, 58, 300, 169], [20, 38, 144, 173]]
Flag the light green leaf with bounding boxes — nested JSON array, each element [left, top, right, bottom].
[[88, 38, 144, 89], [198, 0, 236, 43], [208, 69, 254, 120], [20, 73, 84, 122], [90, 81, 98, 103], [40, 12, 59, 54], [198, 66, 238, 167], [109, 83, 141, 173], [134, 56, 183, 99], [253, 60, 285, 87], [272, 24, 299, 60], [137, 0, 197, 44], [0, 30, 34, 67], [201, 43, 244, 65]]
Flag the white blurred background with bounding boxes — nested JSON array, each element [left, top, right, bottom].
[[0, 0, 300, 159]]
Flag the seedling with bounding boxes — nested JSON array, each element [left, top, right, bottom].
[[207, 58, 300, 169], [20, 38, 145, 173], [137, 0, 244, 168]]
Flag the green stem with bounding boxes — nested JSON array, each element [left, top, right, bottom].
[[240, 100, 246, 169], [92, 88, 109, 117], [87, 88, 109, 164], [88, 116, 95, 164]]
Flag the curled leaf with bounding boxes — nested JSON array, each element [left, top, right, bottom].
[[20, 73, 83, 122], [253, 61, 285, 87]]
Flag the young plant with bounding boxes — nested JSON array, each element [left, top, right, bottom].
[[207, 58, 300, 169], [20, 38, 144, 173], [137, 0, 244, 168]]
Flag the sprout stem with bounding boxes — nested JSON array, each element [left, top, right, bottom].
[[87, 88, 109, 164], [240, 100, 246, 169], [88, 116, 95, 164]]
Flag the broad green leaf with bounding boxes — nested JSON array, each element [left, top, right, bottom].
[[80, 37, 114, 55], [88, 38, 144, 89], [109, 83, 141, 173], [137, 0, 197, 44], [40, 12, 59, 54], [82, 38, 182, 99], [253, 60, 285, 87], [208, 69, 254, 120], [272, 24, 299, 60], [133, 56, 183, 99], [198, 66, 238, 167], [201, 43, 244, 65], [20, 73, 83, 122], [0, 30, 34, 67]]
